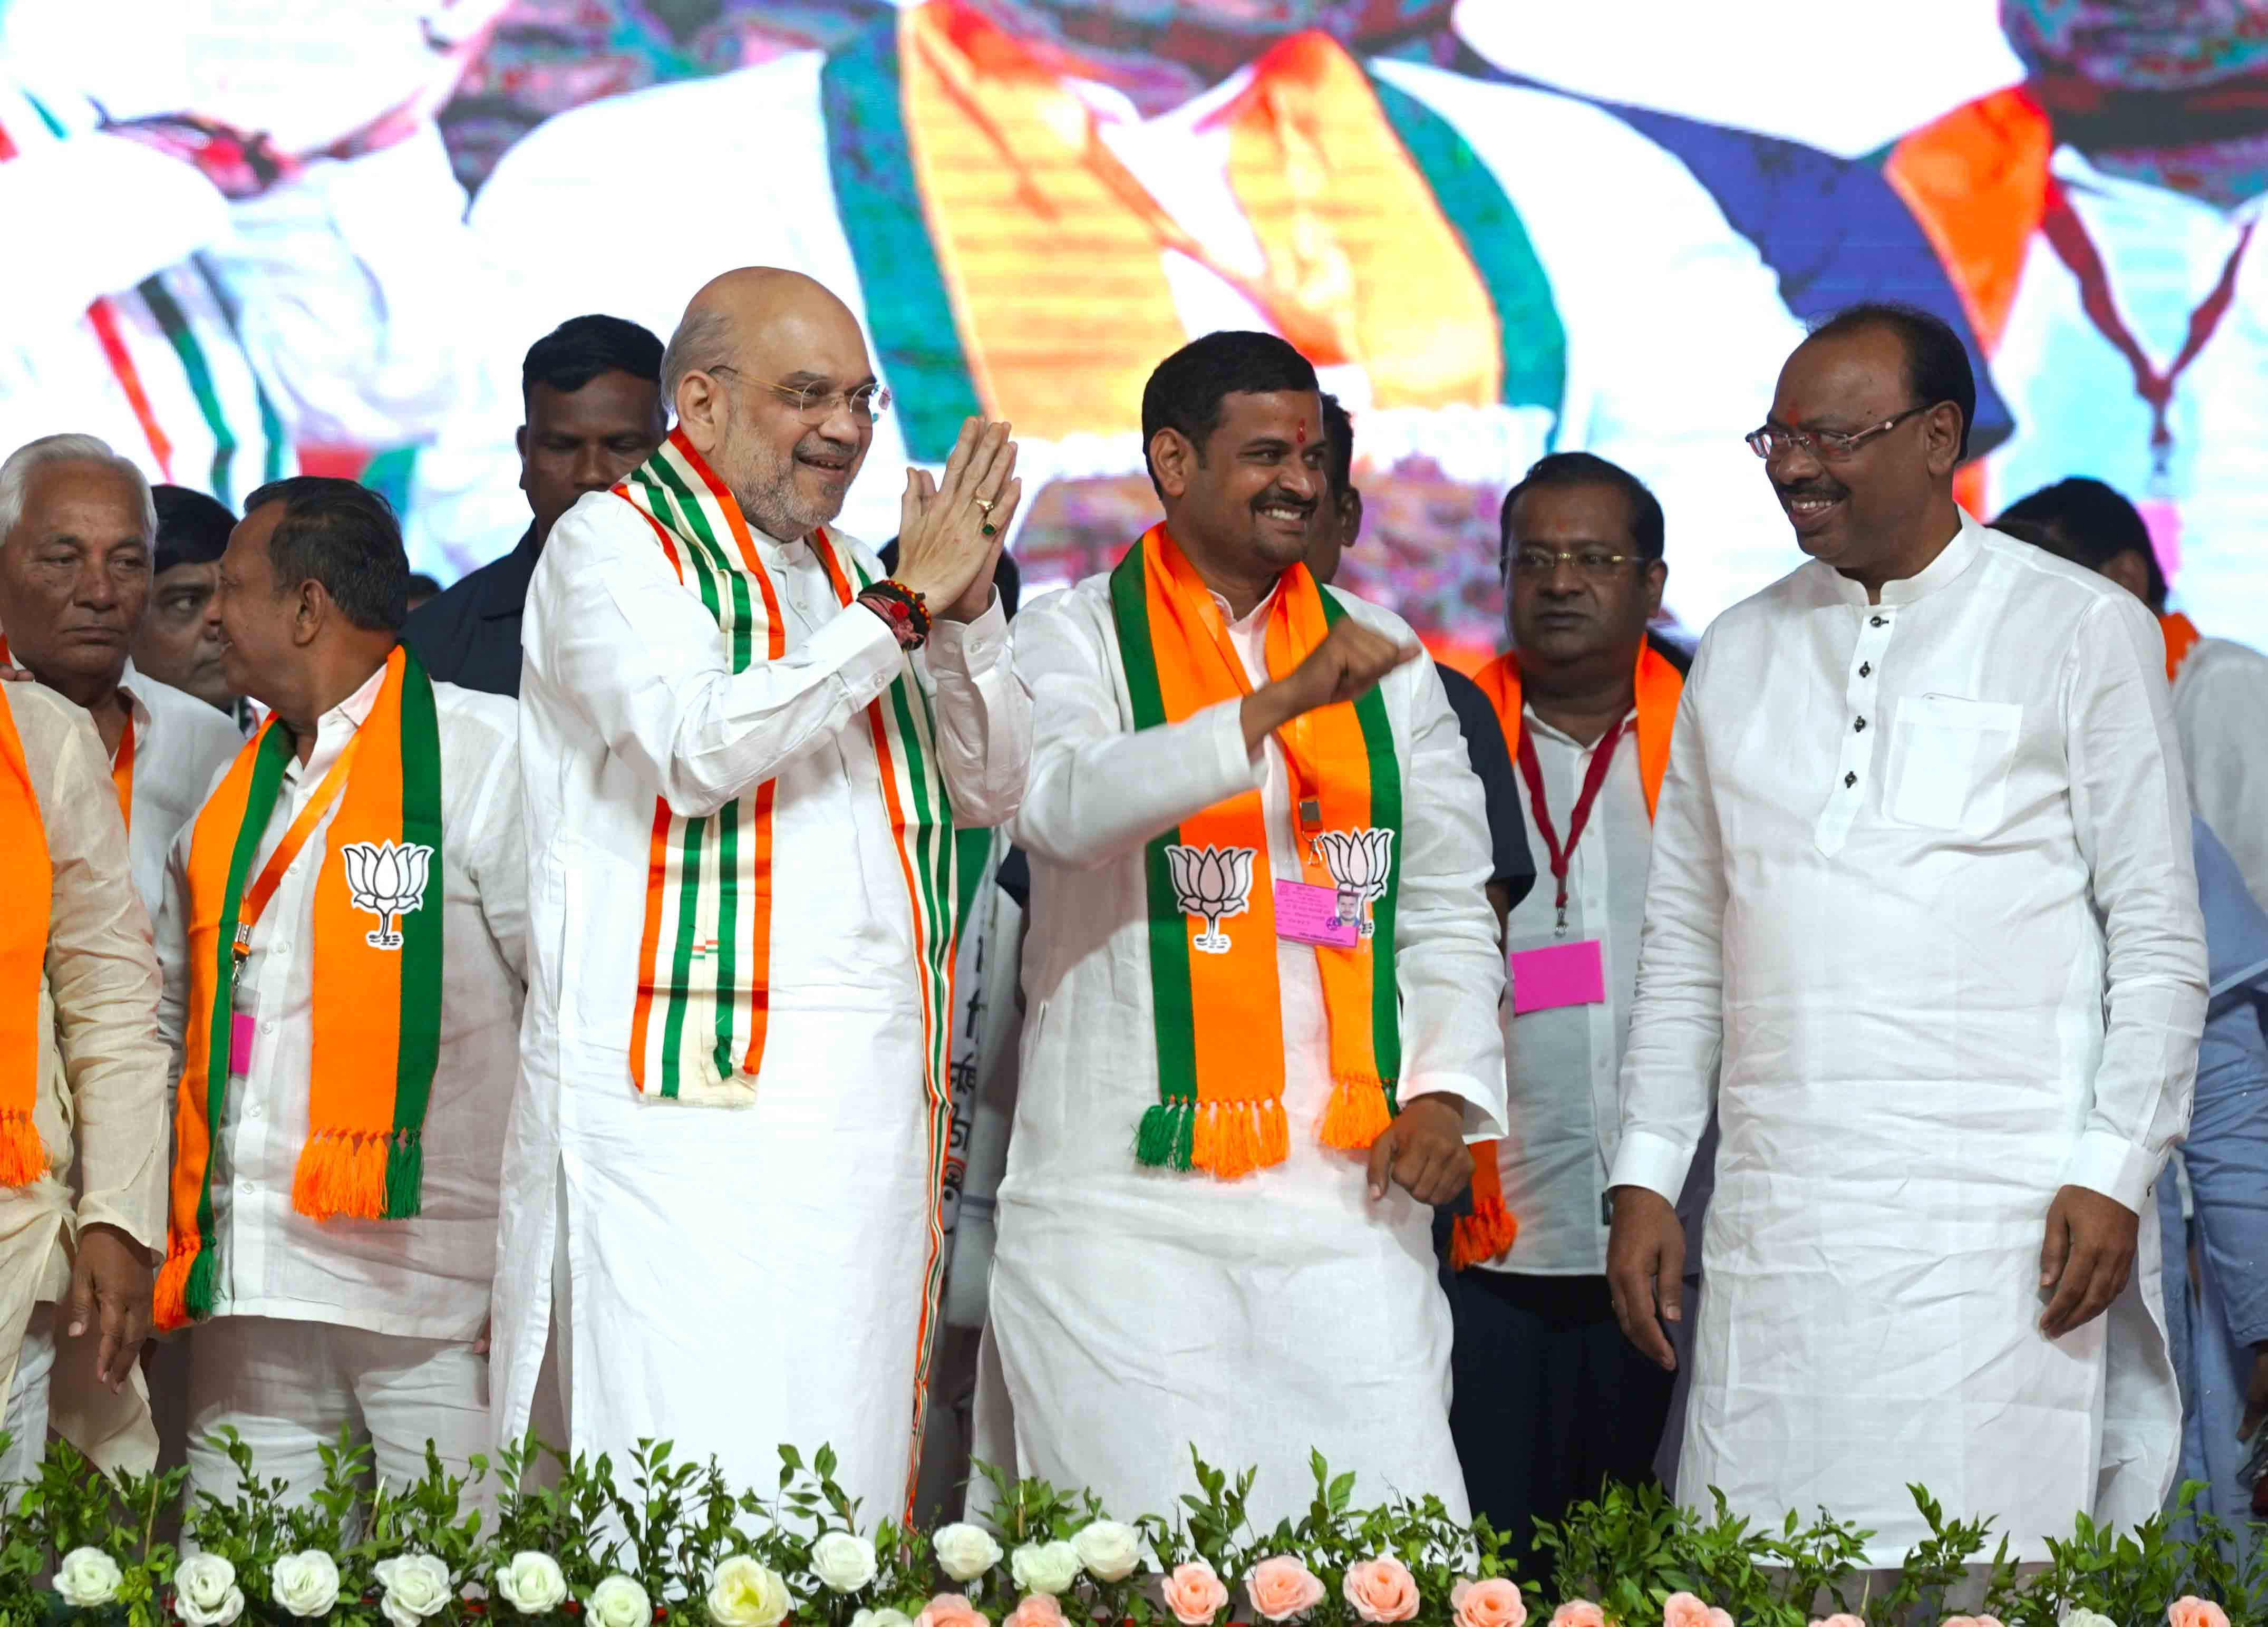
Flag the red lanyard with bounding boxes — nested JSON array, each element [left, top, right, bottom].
[[1515, 717, 1626, 937], [2039, 179, 2256, 483]]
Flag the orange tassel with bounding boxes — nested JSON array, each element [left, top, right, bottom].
[[1317, 1075, 1393, 1151], [290, 1132, 390, 1222], [1257, 1097, 1290, 1166], [1450, 1195, 1520, 1271], [0, 1112, 48, 1188], [152, 1247, 194, 1333]]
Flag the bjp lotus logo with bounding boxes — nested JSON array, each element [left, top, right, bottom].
[[1312, 828, 1394, 937], [1165, 843, 1254, 955], [341, 840, 433, 951]]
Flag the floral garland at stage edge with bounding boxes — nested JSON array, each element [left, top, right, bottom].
[[2, 1434, 2261, 1627]]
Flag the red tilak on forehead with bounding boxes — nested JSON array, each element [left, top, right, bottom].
[[1295, 421, 1309, 445]]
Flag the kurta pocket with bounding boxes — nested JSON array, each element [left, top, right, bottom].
[[1883, 695, 2022, 832]]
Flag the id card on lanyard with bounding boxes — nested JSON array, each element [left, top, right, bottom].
[[1508, 719, 1620, 1015], [227, 734, 361, 1075]]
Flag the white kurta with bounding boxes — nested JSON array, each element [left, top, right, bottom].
[[1610, 514, 2207, 1563], [500, 489, 1030, 1514], [2171, 635, 2268, 912], [993, 571, 1506, 1532], [118, 662, 244, 920]]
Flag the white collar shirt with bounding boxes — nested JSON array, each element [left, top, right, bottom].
[[155, 665, 526, 1342], [115, 661, 245, 923], [1482, 708, 1650, 1276]]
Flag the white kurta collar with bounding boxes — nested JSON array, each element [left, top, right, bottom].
[[1815, 508, 1984, 609]]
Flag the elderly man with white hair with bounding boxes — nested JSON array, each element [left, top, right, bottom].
[[0, 433, 245, 915], [495, 266, 1031, 1515]]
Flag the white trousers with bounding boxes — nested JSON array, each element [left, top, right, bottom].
[[186, 1317, 491, 1515], [2, 1306, 56, 1489]]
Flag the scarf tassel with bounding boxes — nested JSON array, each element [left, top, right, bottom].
[[1136, 1098, 1291, 1178], [0, 1113, 48, 1188], [292, 1129, 424, 1223], [152, 1242, 214, 1334], [1449, 1196, 1520, 1271], [1317, 1073, 1394, 1151]]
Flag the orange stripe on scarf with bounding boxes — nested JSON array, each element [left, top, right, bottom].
[[1451, 643, 1683, 1269], [0, 690, 54, 1185], [2161, 611, 2203, 686], [898, 1, 1498, 441], [1139, 528, 1385, 1173]]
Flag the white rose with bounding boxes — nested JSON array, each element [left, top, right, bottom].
[[2062, 1614, 2119, 1627], [375, 1553, 453, 1627], [811, 1533, 879, 1595], [707, 1554, 793, 1627], [933, 1523, 1005, 1584], [855, 1611, 917, 1627], [57, 1547, 124, 1608], [1010, 1542, 1082, 1598], [176, 1554, 247, 1627], [499, 1552, 571, 1615], [273, 1551, 343, 1619], [588, 1572, 653, 1627], [1071, 1522, 1140, 1585]]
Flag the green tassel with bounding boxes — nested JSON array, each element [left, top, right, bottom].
[[383, 1132, 424, 1219], [1136, 1102, 1192, 1170], [185, 1247, 217, 1321]]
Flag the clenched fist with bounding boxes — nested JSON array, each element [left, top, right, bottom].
[[1242, 616, 1420, 751]]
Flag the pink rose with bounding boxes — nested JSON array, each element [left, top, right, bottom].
[[1812, 1617, 1865, 1627], [1552, 1605, 1606, 1627], [1452, 1578, 1528, 1627], [1247, 1557, 1326, 1623], [1941, 1618, 2004, 1627], [1706, 1612, 1733, 1627], [1165, 1562, 1231, 1627], [1343, 1557, 1420, 1625], [1664, 1594, 1712, 1627], [918, 1595, 991, 1627], [1005, 1599, 1065, 1627], [2170, 1602, 2231, 1627]]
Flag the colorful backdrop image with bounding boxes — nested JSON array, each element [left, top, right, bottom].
[[6, 0, 2264, 658]]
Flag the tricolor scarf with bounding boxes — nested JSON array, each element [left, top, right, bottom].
[[2162, 610, 2203, 685], [0, 689, 53, 1186], [157, 646, 443, 1330], [610, 430, 961, 1109], [1451, 642, 1683, 1270], [1109, 526, 1403, 1178]]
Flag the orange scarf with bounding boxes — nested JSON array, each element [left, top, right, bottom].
[[1112, 527, 1403, 1177], [0, 689, 53, 1186], [1452, 642, 1683, 1270], [898, 1, 1501, 443], [2162, 611, 2203, 685]]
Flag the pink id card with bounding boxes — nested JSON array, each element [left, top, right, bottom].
[[1274, 879, 1361, 948], [229, 1012, 256, 1076], [1510, 938, 1606, 1014]]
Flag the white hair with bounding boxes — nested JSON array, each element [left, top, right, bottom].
[[0, 433, 158, 543], [660, 306, 736, 414]]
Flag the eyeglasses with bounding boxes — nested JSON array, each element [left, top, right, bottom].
[[1745, 404, 1931, 462], [710, 365, 891, 423], [1507, 546, 1646, 580]]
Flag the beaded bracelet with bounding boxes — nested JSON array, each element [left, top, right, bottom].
[[858, 579, 932, 651]]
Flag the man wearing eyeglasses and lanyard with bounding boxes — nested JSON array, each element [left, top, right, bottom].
[[1607, 302, 2205, 1568], [1443, 451, 1693, 1568]]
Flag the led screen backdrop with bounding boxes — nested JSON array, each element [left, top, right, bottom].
[[5, 0, 2264, 661]]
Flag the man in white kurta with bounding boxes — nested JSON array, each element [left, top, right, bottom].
[[993, 333, 1505, 1532], [1606, 303, 2207, 1563], [498, 268, 1030, 1517]]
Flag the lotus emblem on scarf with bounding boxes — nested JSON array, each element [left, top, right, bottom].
[[1311, 828, 1395, 937], [340, 840, 433, 951], [1165, 843, 1255, 955]]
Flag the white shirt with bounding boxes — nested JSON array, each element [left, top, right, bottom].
[[495, 490, 1029, 1513], [991, 570, 1505, 1532], [118, 661, 243, 922], [155, 666, 526, 1342], [1610, 512, 2205, 1561], [2172, 634, 2268, 911], [1484, 711, 1651, 1276]]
